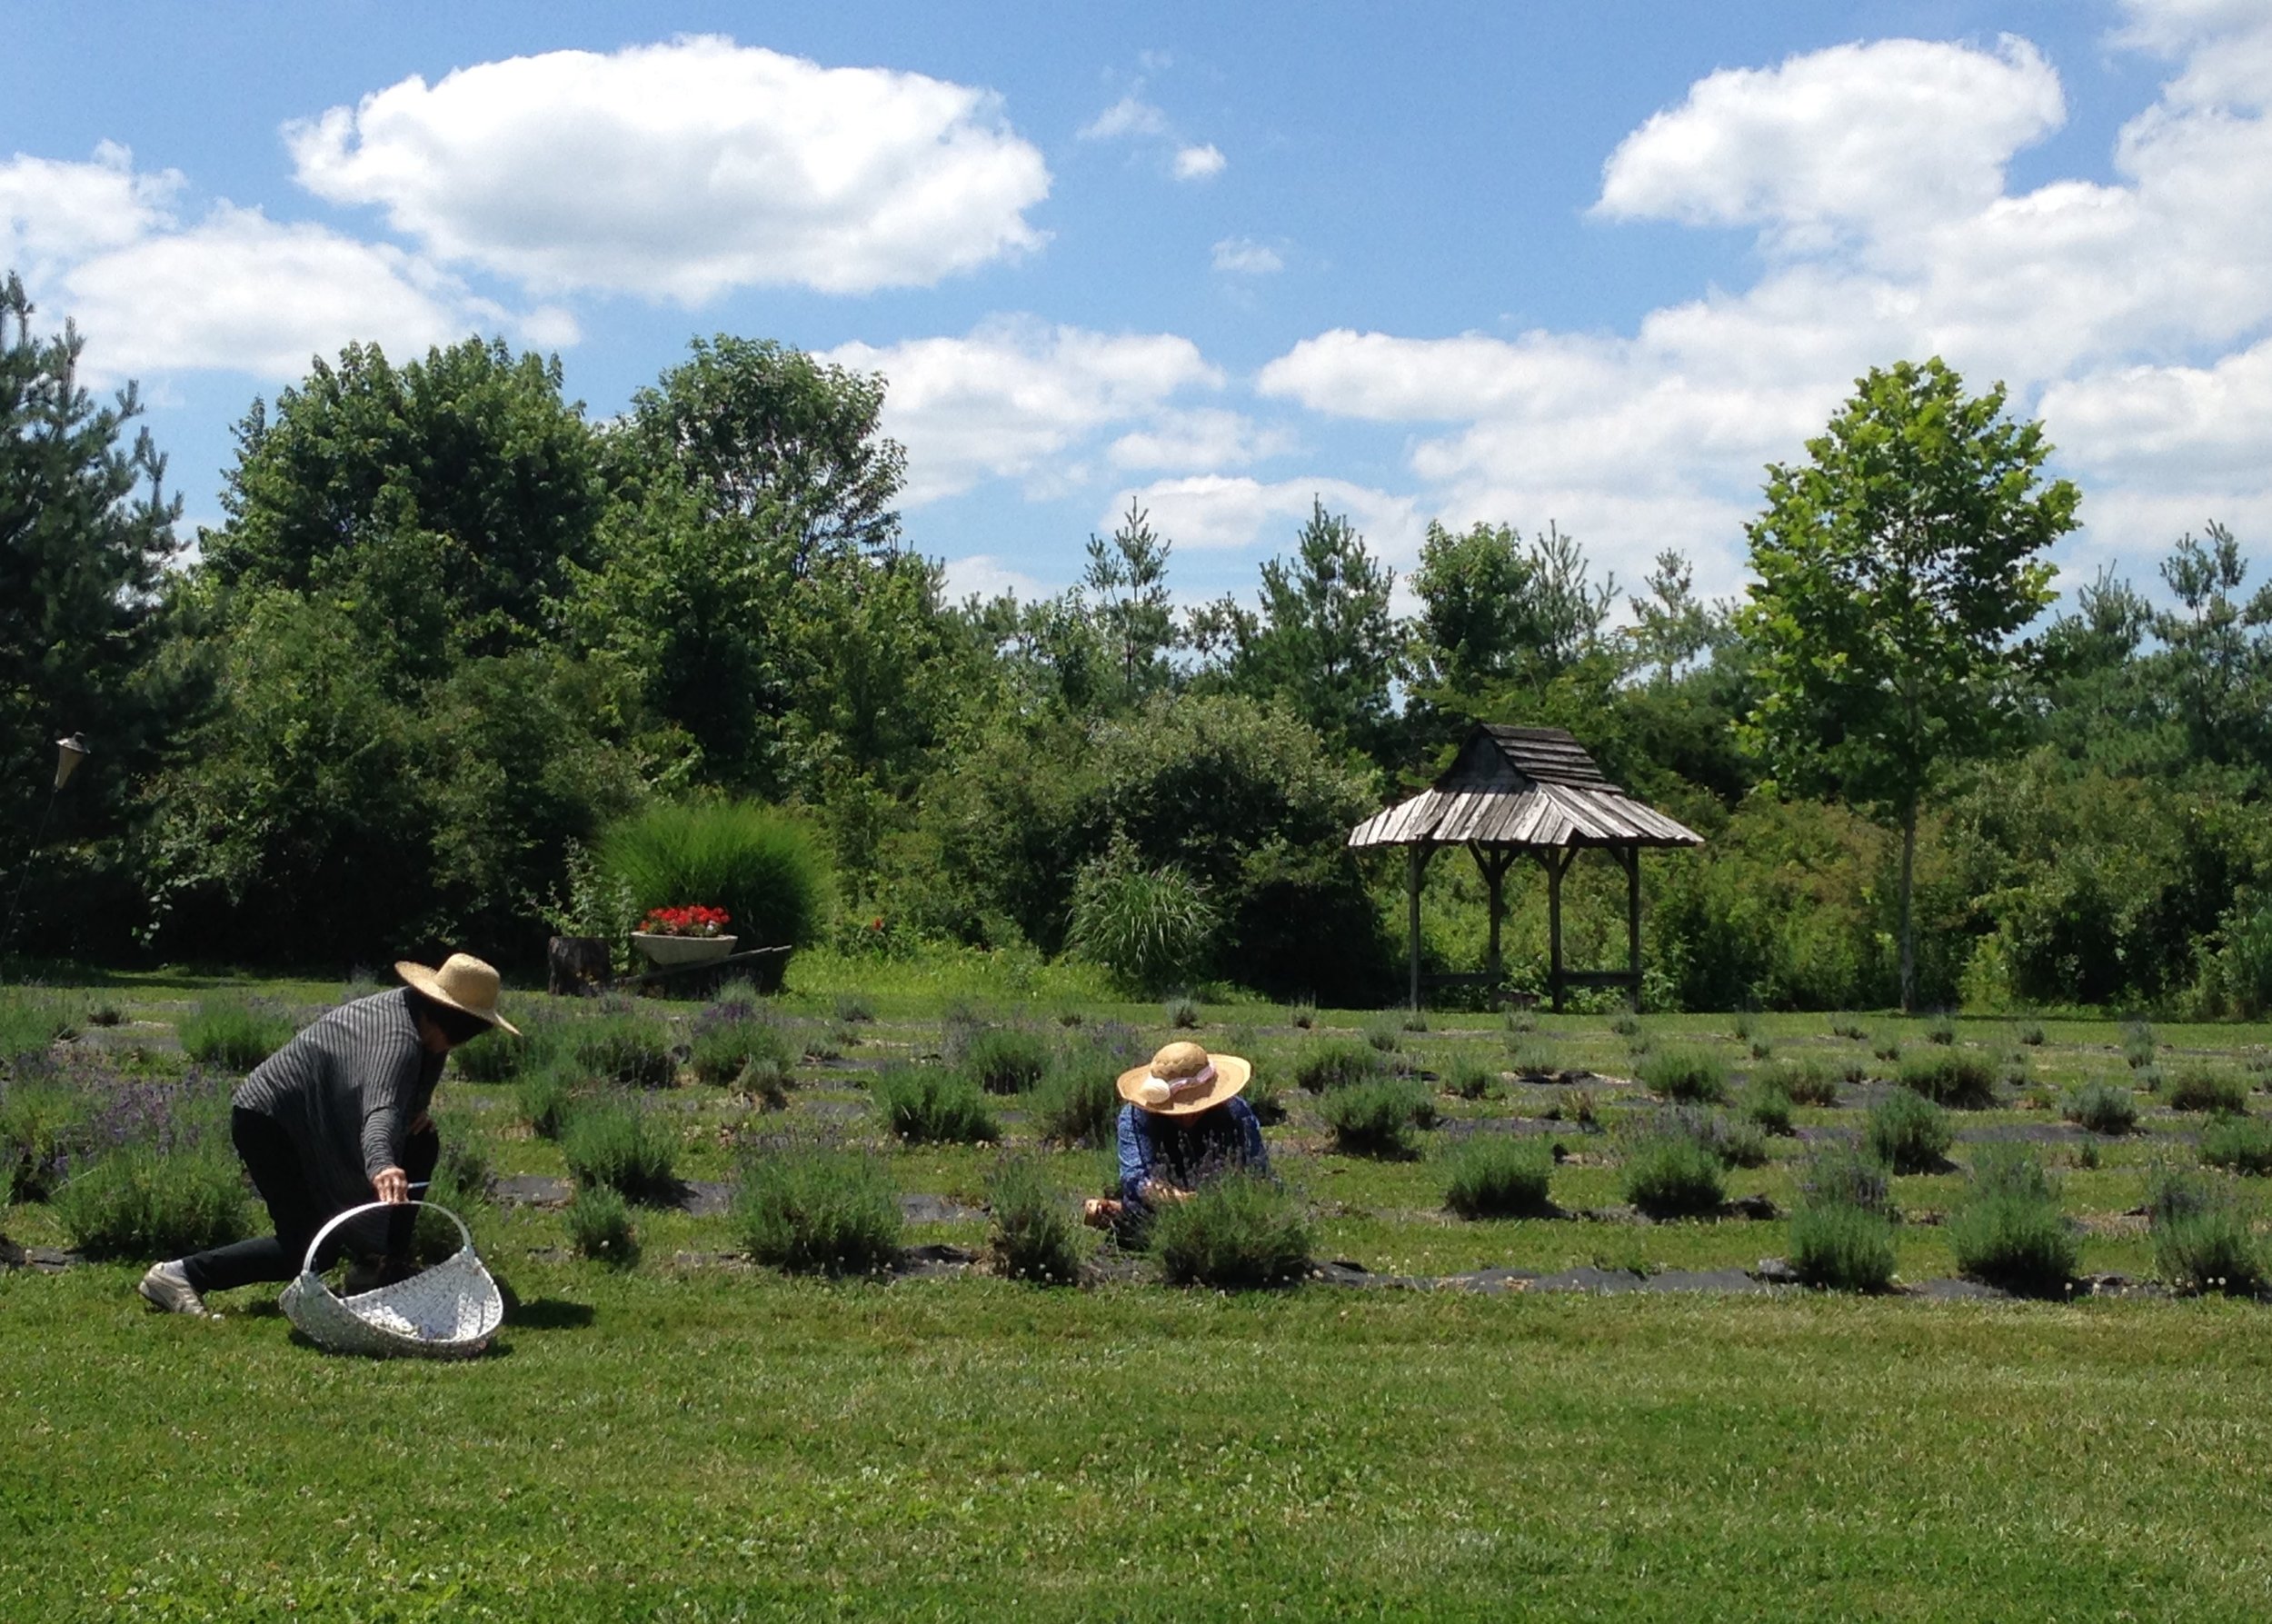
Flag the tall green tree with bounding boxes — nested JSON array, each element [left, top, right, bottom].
[[1219, 500, 1400, 762], [0, 274, 189, 956], [618, 335, 906, 573], [1080, 500, 1178, 708], [2150, 523, 2272, 780], [1739, 357, 2076, 1010]]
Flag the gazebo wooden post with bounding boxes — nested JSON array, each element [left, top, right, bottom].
[[1406, 842, 1430, 1011], [1544, 847, 1570, 1012], [1623, 842, 1642, 1011], [1471, 843, 1512, 987]]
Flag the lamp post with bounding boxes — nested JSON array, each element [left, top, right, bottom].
[[1, 734, 92, 959]]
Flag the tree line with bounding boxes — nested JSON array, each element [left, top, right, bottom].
[[5, 271, 2269, 1013]]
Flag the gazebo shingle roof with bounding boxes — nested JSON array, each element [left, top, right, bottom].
[[1349, 725, 1704, 852]]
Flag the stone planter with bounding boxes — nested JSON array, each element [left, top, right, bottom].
[[630, 932, 737, 969]]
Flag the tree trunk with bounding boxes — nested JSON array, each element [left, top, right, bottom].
[[1898, 803, 1918, 1014]]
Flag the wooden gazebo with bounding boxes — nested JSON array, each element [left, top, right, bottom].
[[1349, 725, 1704, 1011]]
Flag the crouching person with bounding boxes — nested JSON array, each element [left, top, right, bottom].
[[1084, 1041, 1269, 1237], [138, 954, 516, 1317]]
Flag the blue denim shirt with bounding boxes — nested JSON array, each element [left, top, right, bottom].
[[1116, 1095, 1269, 1209]]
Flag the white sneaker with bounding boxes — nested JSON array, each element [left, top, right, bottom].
[[138, 1260, 208, 1316]]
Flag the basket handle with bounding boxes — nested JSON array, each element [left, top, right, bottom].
[[299, 1200, 473, 1277]]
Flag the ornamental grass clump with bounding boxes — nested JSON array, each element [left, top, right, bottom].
[[688, 1009, 796, 1091], [179, 998, 294, 1073], [1948, 1145, 2078, 1295], [1865, 1089, 1953, 1174], [1898, 1051, 1998, 1110], [518, 1060, 587, 1140], [600, 801, 830, 951], [564, 1186, 639, 1267], [954, 1024, 1052, 1095], [1638, 1048, 1729, 1105], [2200, 1114, 2272, 1175], [1029, 1059, 1120, 1148], [1320, 1078, 1434, 1158], [872, 1065, 999, 1145], [1151, 1172, 1311, 1289], [53, 1142, 250, 1260], [986, 1156, 1082, 1285], [1741, 1080, 1795, 1137], [1800, 1146, 1893, 1218], [1288, 1001, 1318, 1031], [1363, 1022, 1401, 1054], [735, 1140, 902, 1277], [1065, 842, 1216, 994], [1788, 1201, 1898, 1292], [2063, 1081, 2138, 1136], [1442, 1135, 1554, 1220], [2144, 1165, 2266, 1296], [2164, 1065, 2249, 1116], [1759, 1058, 1840, 1107], [572, 1015, 678, 1091], [1507, 1042, 1558, 1081], [1619, 1132, 1726, 1218], [1290, 1038, 1385, 1094], [1166, 995, 1203, 1031], [562, 1100, 680, 1204], [1443, 1056, 1498, 1101]]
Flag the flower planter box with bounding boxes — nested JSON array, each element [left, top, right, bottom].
[[630, 932, 737, 969]]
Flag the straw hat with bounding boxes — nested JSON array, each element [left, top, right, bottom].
[[1116, 1040, 1251, 1118], [394, 953, 521, 1037]]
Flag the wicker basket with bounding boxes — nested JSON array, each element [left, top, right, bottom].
[[279, 1201, 504, 1359]]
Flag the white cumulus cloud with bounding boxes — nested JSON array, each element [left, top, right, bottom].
[[1211, 237, 1282, 274], [1080, 95, 1170, 140], [1172, 144, 1226, 181], [1111, 474, 1425, 561], [822, 317, 1222, 505], [287, 35, 1051, 302]]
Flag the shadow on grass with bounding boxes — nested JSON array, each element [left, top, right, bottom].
[[510, 1297, 595, 1331]]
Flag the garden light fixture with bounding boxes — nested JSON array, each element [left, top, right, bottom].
[[53, 733, 90, 790]]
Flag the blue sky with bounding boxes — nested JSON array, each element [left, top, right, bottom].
[[5, 2, 2267, 612]]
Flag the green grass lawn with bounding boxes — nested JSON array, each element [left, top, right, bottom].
[[8, 970, 2272, 1619]]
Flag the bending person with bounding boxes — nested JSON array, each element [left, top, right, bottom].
[[1086, 1040, 1270, 1231], [139, 954, 516, 1316]]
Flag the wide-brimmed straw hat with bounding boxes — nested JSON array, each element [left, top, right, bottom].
[[394, 953, 521, 1037], [1116, 1040, 1251, 1118]]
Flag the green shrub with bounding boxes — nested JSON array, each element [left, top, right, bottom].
[[1799, 1147, 1892, 1217], [986, 1156, 1081, 1284], [1442, 1135, 1553, 1219], [955, 1025, 1052, 1095], [1866, 1091, 1952, 1174], [1288, 1001, 1318, 1030], [1873, 1035, 1902, 1062], [1320, 1078, 1433, 1158], [1926, 1014, 1956, 1046], [832, 993, 874, 1024], [564, 1186, 639, 1266], [561, 1101, 679, 1203], [2145, 1163, 2218, 1228], [1620, 1134, 1726, 1218], [0, 1078, 81, 1201], [1363, 1022, 1401, 1054], [688, 1013, 795, 1091], [1290, 1039, 1384, 1093], [1759, 1058, 1839, 1107], [1244, 1068, 1288, 1126], [179, 999, 295, 1072], [2019, 1022, 2047, 1047], [1400, 1011, 1429, 1033], [430, 1110, 493, 1205], [0, 991, 80, 1061], [1507, 1042, 1558, 1081], [1741, 1081, 1794, 1137], [518, 1061, 587, 1140], [1167, 995, 1203, 1030], [1638, 1049, 1729, 1105], [52, 1143, 250, 1260], [1612, 1011, 1643, 1039], [1152, 1173, 1311, 1289], [2200, 1114, 2272, 1175], [1898, 1051, 1998, 1110], [2063, 1082, 2138, 1136], [2123, 1021, 2157, 1069], [1948, 1147, 2076, 1294], [1829, 1019, 1868, 1041], [873, 1065, 999, 1144], [450, 1025, 533, 1083], [601, 800, 830, 951], [1030, 1061, 1120, 1148], [735, 1141, 902, 1276], [2164, 1065, 2249, 1116], [1750, 1038, 1775, 1061], [2155, 1208, 2266, 1296], [1789, 1201, 1898, 1292], [571, 1015, 678, 1090], [1443, 1057, 1498, 1101]]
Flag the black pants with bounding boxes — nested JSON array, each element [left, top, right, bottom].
[[180, 1108, 438, 1295]]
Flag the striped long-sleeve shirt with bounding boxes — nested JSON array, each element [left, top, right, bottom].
[[233, 990, 443, 1217]]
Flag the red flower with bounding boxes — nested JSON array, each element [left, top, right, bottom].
[[641, 904, 732, 938]]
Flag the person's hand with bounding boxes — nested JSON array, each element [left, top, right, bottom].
[[1081, 1198, 1122, 1230], [373, 1166, 410, 1203], [1141, 1181, 1193, 1206]]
